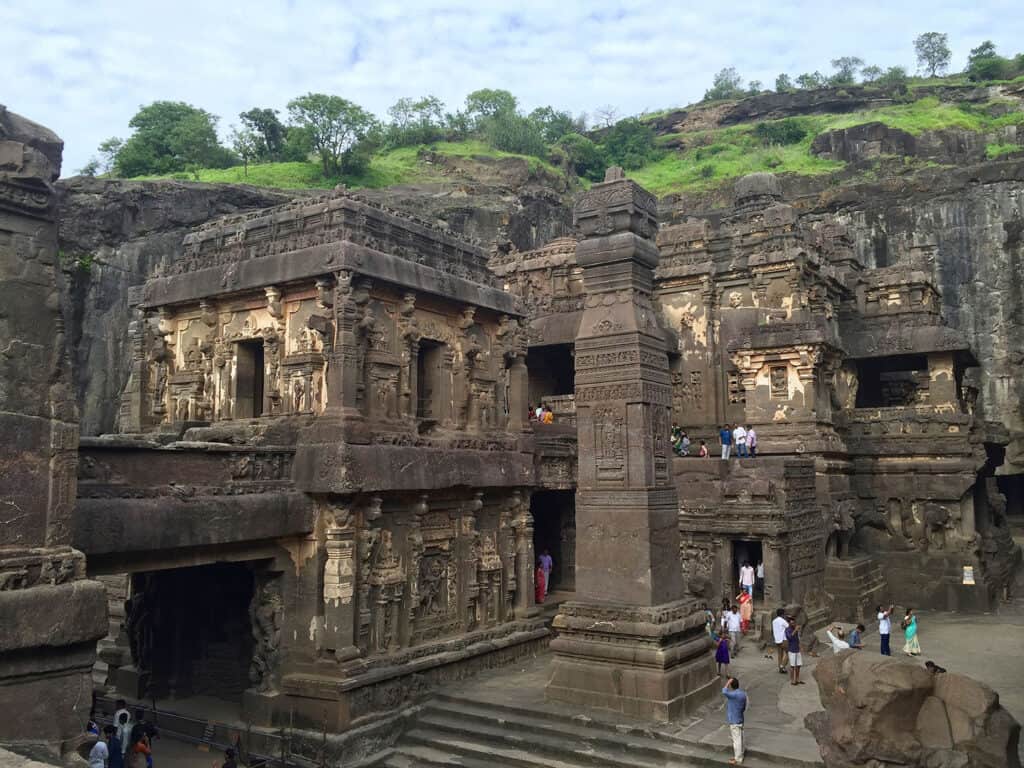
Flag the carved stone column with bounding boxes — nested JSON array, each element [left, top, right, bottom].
[[0, 107, 107, 756], [511, 491, 539, 618], [322, 501, 359, 662], [546, 168, 715, 721]]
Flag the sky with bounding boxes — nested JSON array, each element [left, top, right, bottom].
[[2, 0, 1020, 177]]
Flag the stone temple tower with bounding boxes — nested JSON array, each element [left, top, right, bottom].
[[545, 168, 716, 720]]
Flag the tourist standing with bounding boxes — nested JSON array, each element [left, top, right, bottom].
[[755, 560, 764, 595], [115, 712, 132, 758], [107, 725, 124, 768], [534, 561, 546, 605], [733, 424, 748, 458], [747, 425, 757, 457], [722, 677, 748, 765], [534, 404, 543, 421], [902, 608, 921, 656], [877, 604, 894, 656], [847, 623, 865, 650], [772, 608, 788, 673], [720, 424, 732, 459], [680, 431, 691, 456], [89, 726, 112, 768], [528, 403, 536, 421], [539, 549, 554, 596], [739, 561, 755, 597], [736, 590, 753, 632], [715, 633, 731, 677], [785, 618, 804, 685], [726, 604, 742, 655]]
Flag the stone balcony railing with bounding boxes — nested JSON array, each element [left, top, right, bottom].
[[545, 394, 576, 425]]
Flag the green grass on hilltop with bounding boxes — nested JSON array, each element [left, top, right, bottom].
[[986, 142, 1022, 159], [130, 140, 563, 191]]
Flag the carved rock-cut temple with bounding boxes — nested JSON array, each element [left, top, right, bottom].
[[1, 108, 1020, 762]]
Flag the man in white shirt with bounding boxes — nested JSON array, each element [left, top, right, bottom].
[[739, 562, 755, 597], [733, 424, 748, 458], [877, 603, 894, 656], [826, 625, 851, 653], [725, 604, 743, 655], [755, 561, 764, 595], [771, 608, 789, 673]]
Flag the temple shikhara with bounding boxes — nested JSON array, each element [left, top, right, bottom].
[[1, 106, 1020, 766]]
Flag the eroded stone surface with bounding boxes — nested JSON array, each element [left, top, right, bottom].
[[0, 105, 106, 756], [807, 651, 1021, 768]]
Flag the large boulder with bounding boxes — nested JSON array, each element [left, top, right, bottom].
[[806, 652, 1020, 768]]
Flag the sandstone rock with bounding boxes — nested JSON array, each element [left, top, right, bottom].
[[807, 652, 1021, 768]]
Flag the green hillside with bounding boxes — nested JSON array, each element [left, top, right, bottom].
[[128, 87, 1024, 197]]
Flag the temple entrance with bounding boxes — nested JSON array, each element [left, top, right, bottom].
[[129, 563, 254, 703], [235, 340, 265, 418], [417, 340, 445, 420], [731, 539, 763, 597], [530, 490, 575, 594]]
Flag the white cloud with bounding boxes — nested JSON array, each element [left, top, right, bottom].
[[0, 0, 1016, 176]]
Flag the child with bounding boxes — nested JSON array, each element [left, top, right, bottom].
[[698, 440, 709, 458], [715, 632, 731, 676]]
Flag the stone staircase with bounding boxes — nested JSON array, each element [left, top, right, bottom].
[[377, 691, 821, 767]]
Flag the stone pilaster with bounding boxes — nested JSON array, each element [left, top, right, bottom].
[[545, 168, 715, 721], [0, 106, 107, 756]]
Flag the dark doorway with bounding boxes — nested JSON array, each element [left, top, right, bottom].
[[417, 340, 445, 419], [235, 340, 265, 418], [530, 490, 575, 593], [855, 354, 929, 408], [134, 563, 254, 702], [526, 344, 574, 406], [731, 539, 763, 597]]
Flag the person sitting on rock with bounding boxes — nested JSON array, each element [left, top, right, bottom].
[[826, 625, 851, 653], [847, 623, 865, 649]]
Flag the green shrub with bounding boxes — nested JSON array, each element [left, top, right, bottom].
[[482, 111, 547, 158], [986, 143, 1020, 159], [968, 56, 1011, 82], [754, 118, 808, 146], [557, 133, 606, 181], [601, 117, 661, 170], [699, 164, 715, 179]]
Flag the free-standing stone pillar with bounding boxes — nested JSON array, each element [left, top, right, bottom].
[[0, 106, 107, 756], [545, 168, 716, 721]]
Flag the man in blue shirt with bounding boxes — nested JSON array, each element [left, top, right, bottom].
[[847, 623, 865, 650], [722, 676, 747, 764], [720, 424, 733, 460]]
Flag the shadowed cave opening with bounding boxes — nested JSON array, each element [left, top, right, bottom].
[[531, 490, 576, 594], [135, 562, 254, 703]]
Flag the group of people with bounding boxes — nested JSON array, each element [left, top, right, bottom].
[[87, 700, 239, 768], [670, 424, 691, 456], [719, 603, 927, 766], [876, 603, 922, 657], [86, 701, 159, 768], [719, 423, 756, 459], [529, 403, 555, 424]]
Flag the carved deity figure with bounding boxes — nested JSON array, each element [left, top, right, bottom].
[[249, 578, 283, 692]]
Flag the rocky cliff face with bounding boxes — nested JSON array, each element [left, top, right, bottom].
[[56, 178, 295, 435], [797, 160, 1024, 474], [57, 176, 572, 435]]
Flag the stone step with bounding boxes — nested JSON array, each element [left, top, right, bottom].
[[402, 724, 787, 768], [412, 701, 804, 768]]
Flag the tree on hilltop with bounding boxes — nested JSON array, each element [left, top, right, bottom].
[[914, 32, 952, 77], [860, 65, 883, 83], [795, 71, 828, 90], [775, 73, 794, 92], [703, 67, 745, 101], [111, 101, 234, 177], [286, 93, 377, 175], [463, 89, 517, 126], [830, 56, 865, 85], [239, 108, 286, 161]]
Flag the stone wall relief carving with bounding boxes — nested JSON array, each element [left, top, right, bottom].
[[249, 573, 283, 692]]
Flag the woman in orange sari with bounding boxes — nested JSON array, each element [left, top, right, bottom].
[[736, 590, 753, 633]]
